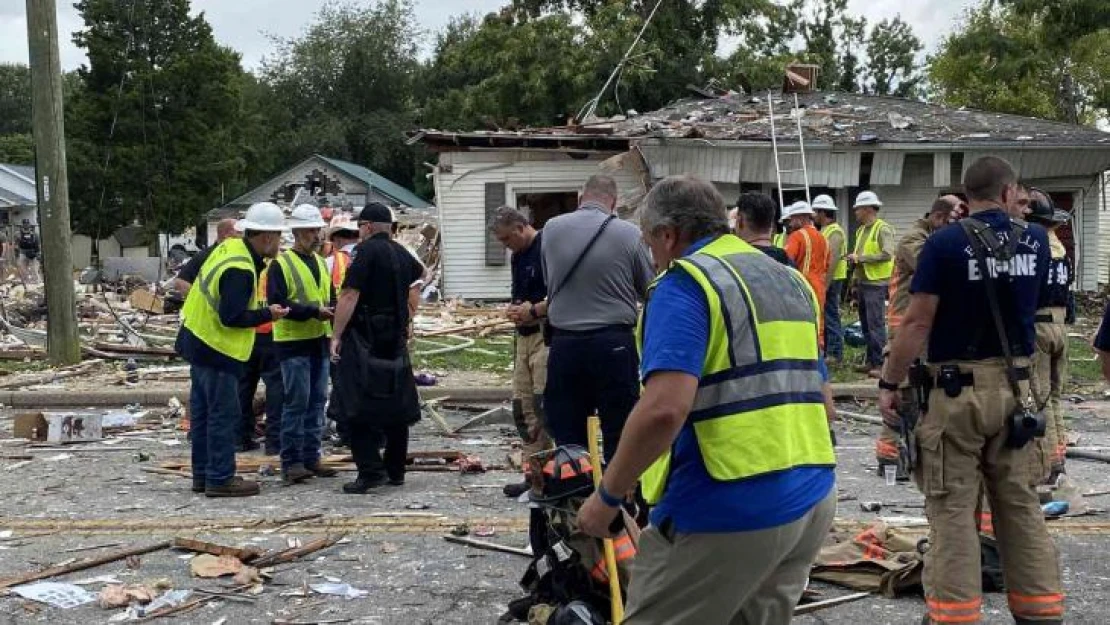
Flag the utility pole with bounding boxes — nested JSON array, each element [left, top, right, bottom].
[[26, 0, 81, 365]]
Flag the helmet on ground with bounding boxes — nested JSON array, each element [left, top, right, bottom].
[[237, 203, 286, 232], [548, 601, 606, 625], [288, 204, 328, 230], [854, 191, 882, 209], [531, 445, 594, 503], [812, 194, 837, 211]]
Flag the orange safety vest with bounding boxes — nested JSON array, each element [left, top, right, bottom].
[[331, 250, 351, 289], [256, 265, 272, 335], [785, 225, 829, 343]]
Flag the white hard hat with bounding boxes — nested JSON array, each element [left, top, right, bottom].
[[236, 202, 286, 232], [812, 194, 837, 211], [288, 204, 327, 230], [790, 201, 814, 217], [854, 191, 882, 209]]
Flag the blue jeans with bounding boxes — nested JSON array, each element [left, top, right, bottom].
[[824, 280, 844, 360], [857, 284, 888, 368], [189, 364, 240, 487], [280, 350, 330, 470]]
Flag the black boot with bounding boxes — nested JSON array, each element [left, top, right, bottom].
[[342, 474, 387, 494]]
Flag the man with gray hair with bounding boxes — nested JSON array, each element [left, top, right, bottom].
[[578, 175, 836, 624], [541, 174, 655, 461]]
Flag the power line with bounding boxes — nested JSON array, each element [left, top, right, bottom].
[[576, 0, 666, 122]]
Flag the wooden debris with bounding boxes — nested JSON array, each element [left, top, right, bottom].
[[443, 535, 532, 558], [793, 591, 871, 615], [61, 542, 123, 554], [171, 537, 263, 562], [0, 541, 172, 589], [252, 534, 345, 568]]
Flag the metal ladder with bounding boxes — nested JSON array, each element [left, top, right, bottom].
[[769, 92, 812, 210]]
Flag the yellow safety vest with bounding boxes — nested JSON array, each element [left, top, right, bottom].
[[181, 238, 259, 362], [822, 222, 848, 280], [772, 232, 786, 248], [854, 218, 894, 281], [639, 234, 836, 504], [273, 250, 333, 342]]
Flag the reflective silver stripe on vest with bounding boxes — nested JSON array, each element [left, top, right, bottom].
[[280, 252, 326, 307], [196, 255, 252, 312], [692, 366, 824, 413]]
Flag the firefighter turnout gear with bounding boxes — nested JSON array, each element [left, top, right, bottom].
[[639, 235, 835, 505], [1032, 230, 1071, 481], [182, 238, 260, 362]]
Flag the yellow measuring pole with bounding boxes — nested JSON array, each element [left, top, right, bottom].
[[587, 415, 624, 623]]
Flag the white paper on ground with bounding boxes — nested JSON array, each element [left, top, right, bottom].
[[12, 582, 97, 608]]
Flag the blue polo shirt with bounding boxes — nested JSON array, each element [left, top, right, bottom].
[[641, 237, 835, 534], [910, 209, 1049, 362]]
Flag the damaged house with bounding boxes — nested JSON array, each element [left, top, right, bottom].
[[416, 86, 1110, 300]]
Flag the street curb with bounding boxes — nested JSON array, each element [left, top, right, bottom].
[[1, 382, 873, 408], [0, 385, 515, 408]]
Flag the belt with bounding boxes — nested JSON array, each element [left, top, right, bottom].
[[517, 325, 541, 337], [935, 366, 1030, 388], [550, 324, 634, 337]]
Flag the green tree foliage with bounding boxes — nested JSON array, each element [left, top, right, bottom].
[[928, 1, 1109, 123], [0, 134, 34, 165], [259, 0, 421, 192], [864, 17, 923, 97], [0, 64, 32, 136], [67, 0, 249, 239]]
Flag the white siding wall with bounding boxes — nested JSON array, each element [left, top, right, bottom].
[[435, 150, 641, 300], [1100, 172, 1109, 285], [871, 154, 939, 243]]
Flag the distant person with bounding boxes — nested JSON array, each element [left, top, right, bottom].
[[174, 218, 239, 296], [783, 201, 830, 344], [814, 195, 846, 362], [847, 191, 896, 378], [733, 192, 793, 267], [1096, 302, 1110, 384], [17, 220, 40, 282], [541, 174, 655, 461]]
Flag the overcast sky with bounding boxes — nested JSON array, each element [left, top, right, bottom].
[[0, 0, 975, 71]]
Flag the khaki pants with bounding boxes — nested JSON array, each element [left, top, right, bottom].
[[916, 359, 1064, 624], [623, 490, 836, 625], [1033, 308, 1068, 479], [512, 332, 550, 486]]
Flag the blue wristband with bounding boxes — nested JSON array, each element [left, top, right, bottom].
[[596, 483, 623, 508]]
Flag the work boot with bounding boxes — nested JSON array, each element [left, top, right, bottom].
[[236, 439, 261, 453], [342, 474, 387, 494], [503, 481, 530, 498], [192, 479, 205, 494], [387, 476, 405, 487], [305, 462, 338, 478], [205, 477, 260, 498], [283, 464, 314, 484]]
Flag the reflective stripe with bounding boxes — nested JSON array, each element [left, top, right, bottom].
[[875, 439, 899, 460], [926, 597, 983, 623], [798, 228, 813, 274], [180, 238, 258, 362], [196, 255, 251, 311], [855, 219, 894, 281], [589, 534, 636, 583], [823, 223, 848, 280], [691, 363, 823, 414], [273, 250, 332, 342]]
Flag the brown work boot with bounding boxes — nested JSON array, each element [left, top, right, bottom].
[[204, 477, 260, 498], [305, 463, 338, 478], [282, 464, 314, 484]]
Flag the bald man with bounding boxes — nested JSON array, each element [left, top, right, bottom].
[[173, 219, 240, 296], [875, 195, 963, 478]]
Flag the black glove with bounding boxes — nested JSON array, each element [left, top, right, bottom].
[[829, 428, 837, 447]]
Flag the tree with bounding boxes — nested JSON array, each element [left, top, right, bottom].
[[0, 134, 34, 165], [864, 17, 923, 97], [0, 64, 32, 136], [928, 1, 1108, 123], [67, 0, 250, 240], [260, 0, 422, 192]]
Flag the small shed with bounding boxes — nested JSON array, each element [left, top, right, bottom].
[[418, 90, 1110, 300]]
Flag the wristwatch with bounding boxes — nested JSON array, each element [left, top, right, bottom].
[[878, 378, 900, 392], [596, 483, 623, 508]]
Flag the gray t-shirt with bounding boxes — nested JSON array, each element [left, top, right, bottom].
[[542, 204, 656, 331]]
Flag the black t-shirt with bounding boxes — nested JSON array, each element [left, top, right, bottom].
[[511, 231, 546, 304], [911, 209, 1049, 361], [1096, 303, 1110, 353], [343, 234, 425, 335], [754, 245, 795, 268], [175, 245, 215, 285]]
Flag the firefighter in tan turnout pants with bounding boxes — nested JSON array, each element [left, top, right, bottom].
[[876, 195, 963, 478], [1027, 190, 1072, 484], [880, 156, 1063, 625]]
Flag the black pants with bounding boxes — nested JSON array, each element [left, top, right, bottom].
[[237, 336, 283, 450], [544, 326, 640, 462], [326, 368, 349, 445], [348, 421, 408, 481]]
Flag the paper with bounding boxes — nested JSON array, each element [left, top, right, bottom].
[[309, 583, 368, 599], [12, 582, 97, 608], [102, 413, 138, 428], [43, 453, 73, 462], [189, 554, 243, 578]]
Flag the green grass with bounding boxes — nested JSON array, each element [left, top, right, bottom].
[[1067, 336, 1104, 387], [413, 336, 514, 373]]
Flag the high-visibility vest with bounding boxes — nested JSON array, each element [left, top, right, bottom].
[[330, 250, 351, 289], [638, 234, 836, 504], [181, 238, 259, 362], [854, 219, 894, 281], [772, 232, 786, 248], [256, 262, 273, 335], [272, 250, 333, 343], [822, 222, 848, 280]]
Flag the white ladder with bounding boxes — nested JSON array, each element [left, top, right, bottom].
[[769, 92, 812, 210]]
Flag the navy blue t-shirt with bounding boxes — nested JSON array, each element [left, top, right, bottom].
[[1095, 303, 1110, 353], [911, 209, 1049, 362], [510, 231, 546, 305]]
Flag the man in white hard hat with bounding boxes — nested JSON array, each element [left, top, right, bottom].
[[784, 202, 830, 347], [847, 191, 896, 377], [266, 205, 336, 485], [813, 195, 846, 362], [772, 203, 794, 248], [178, 202, 290, 498]]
